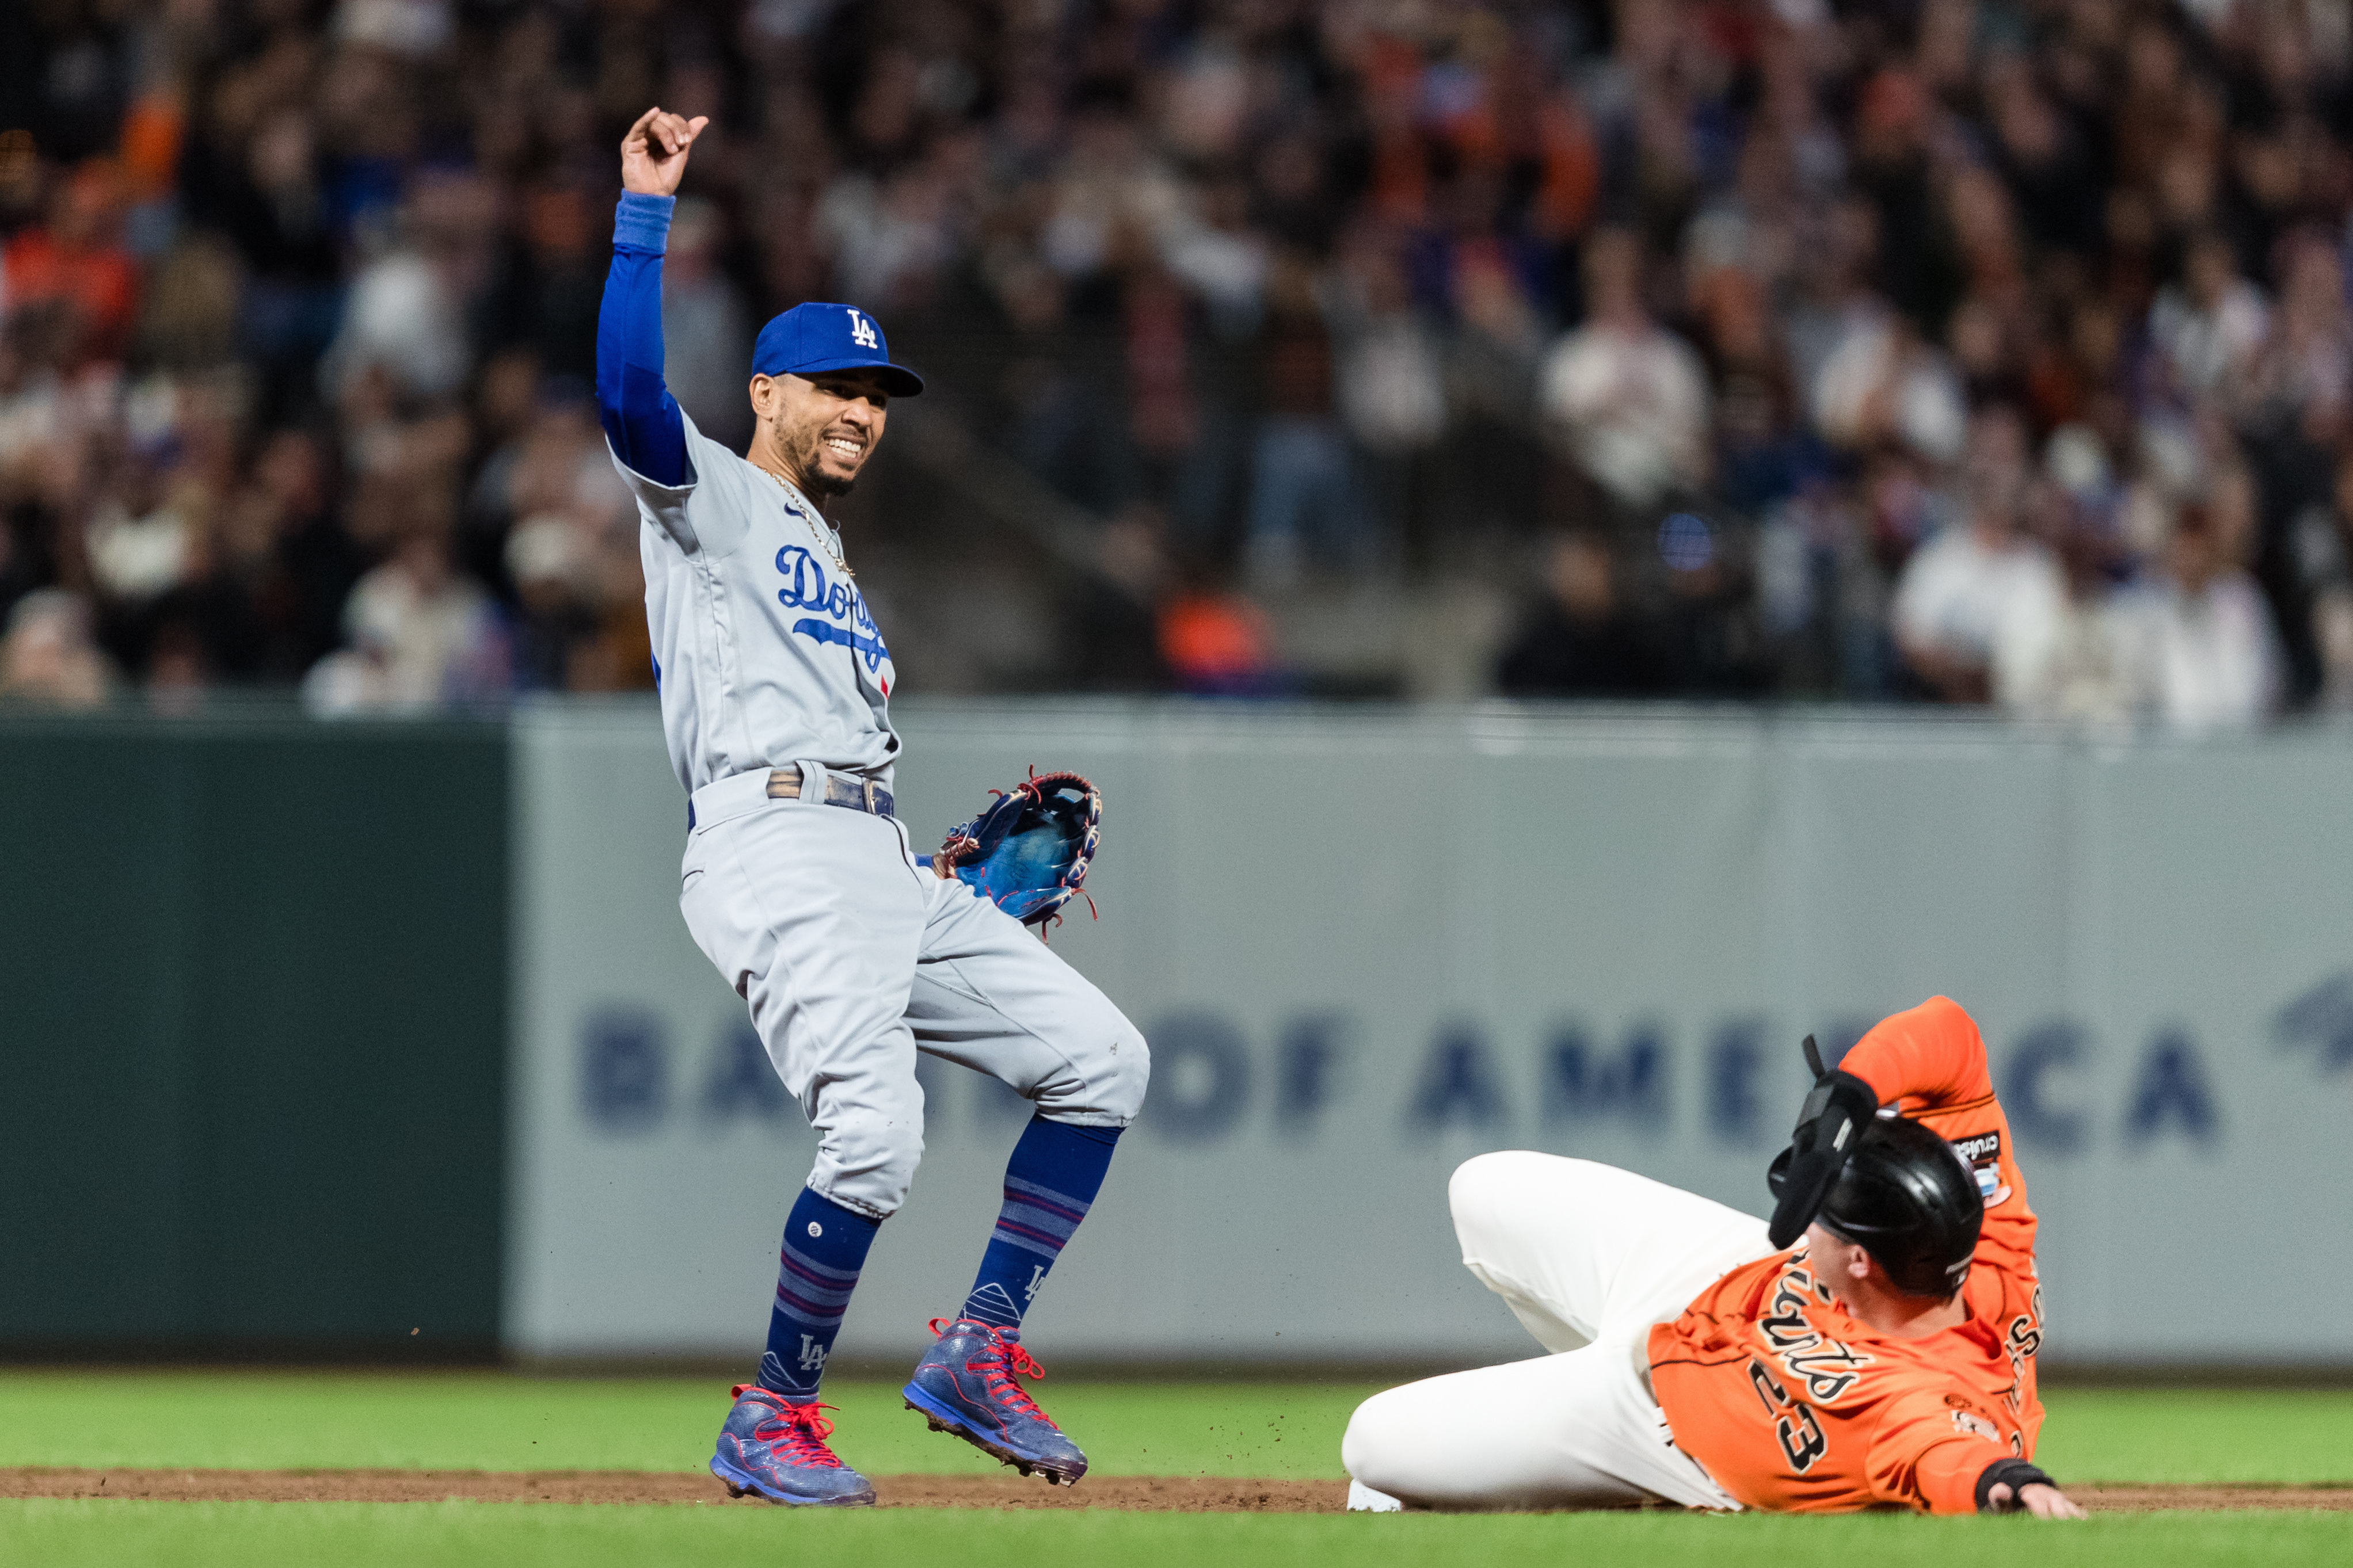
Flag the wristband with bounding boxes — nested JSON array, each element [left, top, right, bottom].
[[613, 192, 675, 254], [1975, 1458, 2055, 1513]]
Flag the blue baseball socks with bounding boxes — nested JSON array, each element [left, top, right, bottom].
[[957, 1115, 1122, 1333], [755, 1117, 1118, 1397], [757, 1187, 881, 1399]]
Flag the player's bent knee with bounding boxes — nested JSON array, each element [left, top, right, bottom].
[[815, 1121, 927, 1219], [1450, 1150, 1620, 1233], [871, 1149, 923, 1216], [1033, 1021, 1149, 1126], [1339, 1388, 1417, 1496], [1338, 1397, 1379, 1482], [1098, 1025, 1149, 1123], [1448, 1150, 1552, 1231]]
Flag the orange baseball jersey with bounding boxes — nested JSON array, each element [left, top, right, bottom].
[[1646, 996, 2044, 1514]]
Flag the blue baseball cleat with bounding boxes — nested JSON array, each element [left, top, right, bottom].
[[710, 1385, 876, 1506], [901, 1317, 1088, 1484]]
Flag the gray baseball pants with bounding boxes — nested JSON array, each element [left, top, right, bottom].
[[678, 766, 1149, 1219]]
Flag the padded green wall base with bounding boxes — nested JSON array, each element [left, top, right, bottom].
[[0, 714, 507, 1353]]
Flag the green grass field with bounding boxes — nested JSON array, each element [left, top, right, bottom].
[[3, 1372, 2349, 1568]]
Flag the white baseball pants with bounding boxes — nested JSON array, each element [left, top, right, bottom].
[[677, 768, 1149, 1219], [1342, 1153, 1774, 1512]]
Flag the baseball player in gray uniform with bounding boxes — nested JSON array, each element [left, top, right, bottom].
[[597, 107, 1149, 1507]]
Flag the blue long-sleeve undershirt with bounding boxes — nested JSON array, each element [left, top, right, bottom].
[[596, 192, 687, 486]]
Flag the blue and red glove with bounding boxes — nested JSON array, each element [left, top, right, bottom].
[[932, 771, 1102, 930]]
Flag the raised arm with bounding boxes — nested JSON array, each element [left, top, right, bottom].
[[1837, 995, 1991, 1112], [1768, 997, 2033, 1256], [597, 107, 708, 486], [1840, 994, 2036, 1260]]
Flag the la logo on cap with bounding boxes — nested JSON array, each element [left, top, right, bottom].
[[749, 301, 924, 395]]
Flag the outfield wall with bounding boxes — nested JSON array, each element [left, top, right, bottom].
[[507, 701, 2353, 1368]]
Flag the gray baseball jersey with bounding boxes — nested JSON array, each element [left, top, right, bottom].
[[611, 410, 900, 795]]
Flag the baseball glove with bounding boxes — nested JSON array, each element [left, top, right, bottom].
[[1765, 1034, 1882, 1248], [933, 769, 1102, 930]]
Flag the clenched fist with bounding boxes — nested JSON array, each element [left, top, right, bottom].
[[620, 107, 709, 197]]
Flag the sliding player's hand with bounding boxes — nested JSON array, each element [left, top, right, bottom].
[[1987, 1480, 2087, 1519]]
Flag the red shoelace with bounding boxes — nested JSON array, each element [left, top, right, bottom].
[[926, 1318, 1053, 1423], [730, 1386, 845, 1468]]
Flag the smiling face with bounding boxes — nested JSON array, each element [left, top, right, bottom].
[[750, 368, 892, 502]]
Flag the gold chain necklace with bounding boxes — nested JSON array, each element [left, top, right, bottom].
[[762, 466, 853, 579]]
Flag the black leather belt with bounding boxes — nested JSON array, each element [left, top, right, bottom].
[[768, 764, 894, 818]]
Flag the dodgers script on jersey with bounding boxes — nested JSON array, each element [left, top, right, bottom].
[[611, 409, 900, 795]]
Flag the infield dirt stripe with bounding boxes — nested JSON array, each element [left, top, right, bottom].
[[3, 1470, 2348, 1513]]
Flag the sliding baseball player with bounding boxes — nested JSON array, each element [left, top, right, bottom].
[[1344, 995, 2085, 1517]]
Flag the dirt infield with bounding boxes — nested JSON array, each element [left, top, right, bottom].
[[0, 1470, 1343, 1510], [4, 1469, 2350, 1513], [2069, 1485, 2353, 1513]]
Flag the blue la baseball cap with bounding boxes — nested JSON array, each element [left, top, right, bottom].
[[752, 302, 924, 396]]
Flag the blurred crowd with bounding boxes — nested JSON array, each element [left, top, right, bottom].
[[5, 0, 2353, 727]]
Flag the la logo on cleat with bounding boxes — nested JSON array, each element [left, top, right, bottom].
[[1023, 1265, 1048, 1303], [798, 1335, 828, 1373]]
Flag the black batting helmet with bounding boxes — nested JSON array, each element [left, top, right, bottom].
[[1815, 1115, 1983, 1297]]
